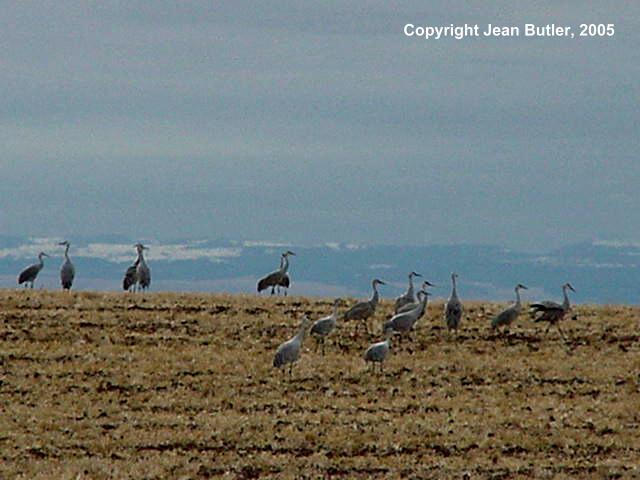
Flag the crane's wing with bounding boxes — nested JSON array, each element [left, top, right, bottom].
[[123, 264, 137, 290], [18, 264, 39, 284], [257, 270, 280, 292]]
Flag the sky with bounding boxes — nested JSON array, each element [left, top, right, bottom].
[[1, 1, 638, 251]]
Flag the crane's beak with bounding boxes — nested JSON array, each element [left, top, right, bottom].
[[413, 272, 422, 277], [423, 281, 436, 288], [568, 284, 576, 292]]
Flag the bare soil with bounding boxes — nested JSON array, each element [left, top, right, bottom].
[[1, 290, 638, 478]]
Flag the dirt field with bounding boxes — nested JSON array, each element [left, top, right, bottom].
[[0, 290, 638, 479]]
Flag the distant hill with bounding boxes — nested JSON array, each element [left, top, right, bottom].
[[0, 236, 637, 304]]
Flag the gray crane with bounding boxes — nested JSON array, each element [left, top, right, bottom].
[[383, 290, 431, 339], [363, 331, 394, 372], [257, 250, 295, 295], [444, 272, 463, 333], [491, 284, 527, 332], [394, 271, 422, 313], [396, 281, 435, 314], [310, 298, 343, 355], [530, 283, 576, 340], [273, 315, 311, 378], [135, 243, 151, 291], [122, 244, 149, 292], [18, 252, 49, 288], [342, 278, 386, 333], [58, 241, 75, 290]]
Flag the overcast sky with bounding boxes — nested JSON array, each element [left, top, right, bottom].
[[1, 2, 638, 251]]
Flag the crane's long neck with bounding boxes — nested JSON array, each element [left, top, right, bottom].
[[515, 287, 522, 308], [451, 275, 458, 298], [38, 255, 45, 269], [407, 274, 415, 296], [64, 244, 70, 261], [332, 301, 340, 317], [137, 249, 145, 265], [562, 286, 571, 310], [295, 320, 307, 342], [281, 255, 290, 274], [370, 282, 380, 306]]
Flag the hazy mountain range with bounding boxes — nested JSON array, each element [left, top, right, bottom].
[[0, 236, 637, 304]]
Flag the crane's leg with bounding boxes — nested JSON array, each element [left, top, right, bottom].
[[556, 324, 568, 342], [321, 339, 326, 356], [284, 288, 288, 297], [288, 364, 293, 379], [271, 286, 275, 295]]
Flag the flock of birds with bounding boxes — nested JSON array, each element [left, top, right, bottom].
[[16, 245, 577, 377], [268, 253, 577, 377], [17, 242, 151, 293]]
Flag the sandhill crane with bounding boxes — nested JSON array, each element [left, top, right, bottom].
[[396, 281, 435, 314], [363, 331, 394, 372], [273, 315, 311, 378], [18, 252, 49, 288], [491, 284, 528, 332], [530, 283, 576, 340], [384, 290, 431, 339], [135, 243, 151, 291], [257, 251, 295, 295], [310, 298, 343, 355], [394, 271, 422, 313], [58, 241, 75, 290], [444, 272, 463, 333], [342, 278, 386, 333], [122, 244, 149, 292]]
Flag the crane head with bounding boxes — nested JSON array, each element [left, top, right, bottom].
[[410, 271, 422, 278], [564, 283, 575, 292], [38, 252, 49, 259], [516, 283, 528, 290], [58, 240, 70, 247], [372, 278, 386, 286], [422, 280, 436, 288], [283, 250, 296, 257]]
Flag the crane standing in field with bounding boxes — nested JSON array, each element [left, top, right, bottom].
[[135, 244, 151, 291], [342, 278, 386, 333], [491, 283, 528, 333], [123, 244, 150, 292], [363, 331, 394, 373], [18, 252, 49, 288], [530, 283, 576, 340], [444, 272, 463, 334], [257, 250, 296, 296], [273, 315, 311, 378], [384, 290, 431, 340], [58, 241, 75, 290], [310, 298, 343, 355], [394, 271, 422, 313]]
